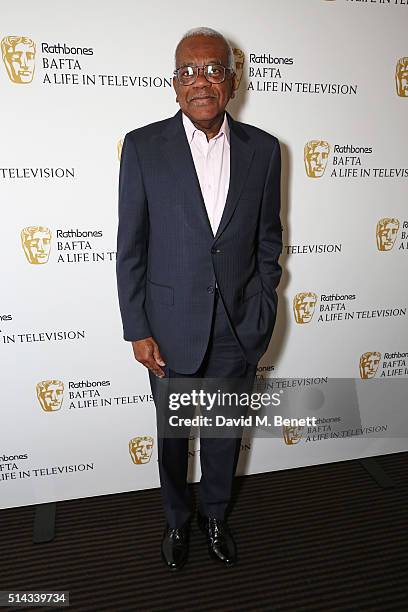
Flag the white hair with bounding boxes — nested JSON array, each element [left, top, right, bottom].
[[175, 27, 236, 73]]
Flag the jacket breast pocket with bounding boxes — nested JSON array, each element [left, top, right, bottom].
[[242, 274, 263, 301], [147, 279, 174, 306]]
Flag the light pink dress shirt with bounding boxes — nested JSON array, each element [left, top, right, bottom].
[[182, 112, 230, 237]]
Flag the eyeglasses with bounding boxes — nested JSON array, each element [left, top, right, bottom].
[[173, 64, 234, 86]]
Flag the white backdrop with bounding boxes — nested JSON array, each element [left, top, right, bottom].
[[1, 0, 407, 509]]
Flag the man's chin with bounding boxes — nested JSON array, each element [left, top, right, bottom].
[[185, 105, 222, 123]]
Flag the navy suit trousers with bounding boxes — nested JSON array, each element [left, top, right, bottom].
[[149, 289, 257, 528]]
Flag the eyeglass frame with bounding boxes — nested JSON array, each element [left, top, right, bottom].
[[173, 63, 235, 86]]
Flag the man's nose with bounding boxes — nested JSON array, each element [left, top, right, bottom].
[[194, 68, 211, 87]]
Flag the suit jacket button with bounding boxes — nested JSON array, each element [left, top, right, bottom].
[[207, 286, 215, 293], [211, 248, 221, 254]]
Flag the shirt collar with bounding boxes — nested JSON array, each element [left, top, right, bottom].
[[182, 112, 230, 145]]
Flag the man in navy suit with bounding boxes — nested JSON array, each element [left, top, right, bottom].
[[116, 26, 282, 570]]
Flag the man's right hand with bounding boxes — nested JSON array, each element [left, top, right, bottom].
[[131, 337, 166, 378]]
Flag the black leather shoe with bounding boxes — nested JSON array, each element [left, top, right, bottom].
[[197, 510, 237, 566], [161, 522, 189, 571]]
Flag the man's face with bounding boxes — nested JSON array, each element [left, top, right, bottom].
[[173, 35, 235, 124], [5, 41, 35, 83]]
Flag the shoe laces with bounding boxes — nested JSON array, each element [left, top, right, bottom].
[[168, 527, 184, 541], [208, 517, 225, 537]]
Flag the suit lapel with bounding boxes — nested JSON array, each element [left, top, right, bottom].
[[159, 110, 255, 242], [214, 113, 255, 240], [159, 110, 214, 238]]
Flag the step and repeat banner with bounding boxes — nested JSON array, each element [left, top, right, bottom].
[[1, 0, 407, 509]]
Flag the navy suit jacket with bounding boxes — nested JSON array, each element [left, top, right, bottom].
[[116, 109, 282, 374]]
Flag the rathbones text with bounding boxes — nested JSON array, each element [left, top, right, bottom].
[[320, 294, 356, 301], [68, 380, 110, 389], [41, 43, 93, 55], [249, 54, 293, 64], [334, 145, 373, 154], [0, 454, 28, 461], [56, 230, 102, 238]]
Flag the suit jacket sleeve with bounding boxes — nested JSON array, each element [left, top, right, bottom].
[[116, 133, 152, 341], [257, 138, 283, 317]]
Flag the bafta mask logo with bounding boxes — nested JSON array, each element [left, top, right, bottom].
[[21, 226, 52, 264], [283, 425, 304, 445], [376, 218, 400, 251], [117, 138, 123, 161], [129, 435, 154, 464], [232, 48, 245, 91], [304, 140, 330, 178], [396, 57, 408, 98], [36, 380, 64, 412], [359, 352, 381, 380], [1, 36, 36, 84], [293, 292, 318, 324]]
